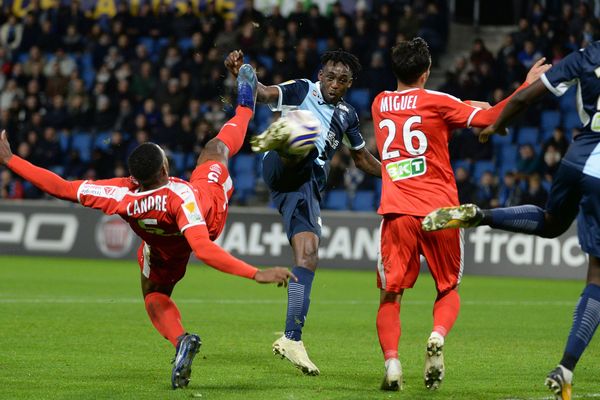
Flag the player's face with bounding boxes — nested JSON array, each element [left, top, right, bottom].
[[318, 61, 353, 104]]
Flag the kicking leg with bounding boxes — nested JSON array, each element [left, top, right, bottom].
[[197, 64, 257, 166], [273, 231, 320, 375], [377, 290, 403, 391]]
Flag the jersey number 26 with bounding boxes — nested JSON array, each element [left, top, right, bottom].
[[379, 116, 428, 160]]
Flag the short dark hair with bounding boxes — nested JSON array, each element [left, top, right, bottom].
[[321, 49, 362, 78], [391, 37, 431, 85], [128, 142, 164, 184]]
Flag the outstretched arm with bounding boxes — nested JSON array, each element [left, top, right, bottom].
[[0, 130, 81, 202], [184, 225, 296, 286], [225, 50, 280, 104], [351, 147, 381, 178]]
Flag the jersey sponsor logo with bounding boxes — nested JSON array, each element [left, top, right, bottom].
[[325, 129, 340, 150], [103, 187, 115, 196], [385, 156, 427, 181], [126, 195, 168, 216], [95, 215, 134, 258], [183, 201, 204, 224]]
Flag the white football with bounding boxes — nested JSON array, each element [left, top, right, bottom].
[[281, 110, 321, 156]]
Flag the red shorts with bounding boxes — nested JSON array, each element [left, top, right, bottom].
[[377, 214, 464, 293], [136, 160, 234, 285]]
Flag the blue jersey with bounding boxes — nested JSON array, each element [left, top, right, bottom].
[[541, 41, 600, 178], [269, 79, 366, 174]]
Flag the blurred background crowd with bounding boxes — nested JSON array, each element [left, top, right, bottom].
[[0, 0, 596, 213]]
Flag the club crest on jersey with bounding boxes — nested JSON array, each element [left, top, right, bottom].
[[386, 156, 427, 181], [103, 187, 115, 196], [209, 163, 222, 175], [337, 103, 349, 113]]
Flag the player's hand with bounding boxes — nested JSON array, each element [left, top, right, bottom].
[[254, 267, 298, 287], [224, 50, 244, 77], [0, 130, 13, 165], [479, 124, 508, 143], [525, 57, 552, 84]]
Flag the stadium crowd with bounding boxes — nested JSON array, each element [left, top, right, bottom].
[[0, 0, 593, 212]]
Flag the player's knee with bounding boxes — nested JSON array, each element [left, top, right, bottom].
[[296, 244, 318, 269], [198, 139, 229, 165], [539, 213, 571, 238]]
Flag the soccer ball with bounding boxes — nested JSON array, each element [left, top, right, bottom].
[[279, 109, 321, 156], [251, 109, 321, 156]]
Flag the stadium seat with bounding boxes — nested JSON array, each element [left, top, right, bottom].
[[491, 127, 514, 145], [323, 190, 348, 210], [94, 132, 112, 151], [232, 154, 257, 177], [257, 55, 274, 71], [351, 190, 376, 211], [558, 87, 577, 113], [451, 159, 472, 174], [516, 126, 539, 145], [170, 152, 187, 174], [233, 172, 256, 203], [540, 110, 561, 132], [472, 160, 495, 182], [346, 88, 370, 117], [71, 133, 93, 162], [497, 144, 518, 176], [57, 130, 70, 153], [177, 37, 193, 52], [563, 112, 581, 131]]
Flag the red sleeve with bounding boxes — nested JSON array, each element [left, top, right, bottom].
[[183, 225, 259, 279], [469, 82, 530, 127], [435, 93, 482, 130], [7, 155, 82, 202]]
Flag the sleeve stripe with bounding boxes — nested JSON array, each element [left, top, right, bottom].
[[467, 108, 482, 128], [540, 73, 562, 96], [268, 86, 284, 112], [180, 221, 207, 232], [76, 180, 89, 203]]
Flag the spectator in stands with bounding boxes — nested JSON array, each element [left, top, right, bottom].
[[0, 14, 23, 55], [544, 127, 569, 156], [455, 166, 476, 204], [497, 171, 522, 207], [516, 144, 540, 177], [520, 173, 548, 207], [0, 169, 24, 199], [475, 171, 499, 208], [541, 143, 562, 182]]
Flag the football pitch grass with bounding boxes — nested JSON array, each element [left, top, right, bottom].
[[0, 256, 598, 400]]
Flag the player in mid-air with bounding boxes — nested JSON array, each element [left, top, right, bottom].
[[371, 37, 549, 391], [225, 49, 382, 375], [0, 65, 295, 389], [423, 41, 600, 400]]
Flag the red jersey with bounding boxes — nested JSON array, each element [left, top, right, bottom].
[[372, 84, 527, 216], [7, 156, 258, 280], [77, 176, 206, 258]]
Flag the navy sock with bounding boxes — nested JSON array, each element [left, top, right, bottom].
[[284, 266, 314, 341], [483, 205, 545, 234], [560, 283, 600, 371]]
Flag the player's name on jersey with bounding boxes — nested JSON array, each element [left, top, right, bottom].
[[126, 195, 168, 216], [379, 94, 418, 112]]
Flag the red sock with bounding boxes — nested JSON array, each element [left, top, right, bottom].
[[376, 302, 401, 360], [144, 292, 186, 347], [216, 106, 253, 157], [432, 289, 461, 337]]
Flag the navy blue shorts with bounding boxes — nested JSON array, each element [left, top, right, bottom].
[[262, 151, 322, 241], [547, 135, 600, 257]]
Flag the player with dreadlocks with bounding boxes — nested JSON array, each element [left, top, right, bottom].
[[225, 49, 381, 375]]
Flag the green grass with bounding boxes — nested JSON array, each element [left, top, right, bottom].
[[0, 256, 598, 400]]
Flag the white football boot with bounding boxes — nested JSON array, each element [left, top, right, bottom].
[[424, 332, 445, 390], [272, 336, 320, 375], [381, 358, 403, 391]]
